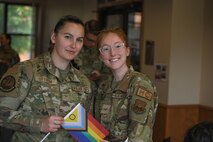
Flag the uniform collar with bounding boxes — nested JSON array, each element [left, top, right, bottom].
[[43, 52, 80, 82], [105, 66, 134, 92]]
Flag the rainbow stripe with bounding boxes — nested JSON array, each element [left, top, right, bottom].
[[62, 103, 109, 142]]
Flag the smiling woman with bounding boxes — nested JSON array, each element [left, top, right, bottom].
[[0, 15, 94, 142], [95, 27, 158, 142]]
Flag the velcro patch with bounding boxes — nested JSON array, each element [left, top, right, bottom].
[[0, 75, 16, 92], [131, 99, 147, 113], [100, 104, 111, 114], [136, 87, 153, 101]]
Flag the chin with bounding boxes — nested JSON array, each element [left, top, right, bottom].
[[109, 65, 121, 70]]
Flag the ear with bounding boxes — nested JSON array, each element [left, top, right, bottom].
[[50, 32, 56, 44], [126, 47, 130, 57]]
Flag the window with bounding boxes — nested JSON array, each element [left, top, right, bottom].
[[0, 4, 4, 33], [0, 3, 36, 61]]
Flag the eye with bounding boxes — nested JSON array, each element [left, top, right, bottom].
[[64, 34, 72, 39], [114, 43, 124, 49], [76, 38, 83, 43], [101, 45, 110, 52]]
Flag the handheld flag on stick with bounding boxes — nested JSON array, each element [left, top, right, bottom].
[[62, 103, 109, 142]]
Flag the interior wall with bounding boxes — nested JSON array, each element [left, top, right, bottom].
[[168, 0, 203, 105], [143, 0, 213, 141], [82, 0, 97, 21], [143, 0, 212, 106], [200, 0, 213, 107], [142, 0, 172, 104]]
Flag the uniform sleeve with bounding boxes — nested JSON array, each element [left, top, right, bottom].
[[128, 75, 158, 142], [0, 62, 43, 133]]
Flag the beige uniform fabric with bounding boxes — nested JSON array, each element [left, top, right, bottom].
[[0, 52, 92, 142], [95, 67, 158, 142]]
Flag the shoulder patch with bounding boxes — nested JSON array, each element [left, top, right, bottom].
[[0, 75, 16, 92], [136, 87, 153, 101], [131, 99, 147, 113]]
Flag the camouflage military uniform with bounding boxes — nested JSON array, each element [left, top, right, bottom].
[[95, 67, 158, 142], [75, 46, 109, 83], [75, 46, 100, 75], [0, 52, 93, 142], [0, 46, 20, 78]]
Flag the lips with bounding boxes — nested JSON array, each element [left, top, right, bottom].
[[66, 49, 76, 53], [110, 57, 120, 62]]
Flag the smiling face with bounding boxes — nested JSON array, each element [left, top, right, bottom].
[[99, 32, 130, 71], [51, 22, 84, 64]]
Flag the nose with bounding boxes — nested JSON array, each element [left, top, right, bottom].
[[110, 47, 116, 56], [70, 39, 77, 49]]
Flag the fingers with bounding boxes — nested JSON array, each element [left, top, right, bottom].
[[40, 115, 64, 133], [52, 116, 64, 125]]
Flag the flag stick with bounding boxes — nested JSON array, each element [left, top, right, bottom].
[[40, 132, 50, 142]]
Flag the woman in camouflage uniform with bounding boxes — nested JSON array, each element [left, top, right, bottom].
[[95, 27, 158, 142], [0, 15, 93, 142]]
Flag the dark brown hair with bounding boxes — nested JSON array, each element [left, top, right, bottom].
[[85, 19, 101, 35], [184, 121, 213, 142], [54, 15, 84, 34]]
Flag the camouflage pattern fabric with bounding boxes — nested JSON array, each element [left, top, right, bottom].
[[0, 46, 20, 78], [75, 45, 109, 82], [0, 52, 92, 142], [75, 46, 100, 75], [95, 67, 158, 142]]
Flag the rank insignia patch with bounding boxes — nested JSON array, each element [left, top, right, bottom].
[[0, 75, 16, 92], [132, 99, 147, 113], [136, 87, 153, 101]]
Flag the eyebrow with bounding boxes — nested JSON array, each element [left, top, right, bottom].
[[63, 32, 84, 39], [101, 42, 123, 46]]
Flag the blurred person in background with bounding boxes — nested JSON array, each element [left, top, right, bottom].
[[184, 121, 213, 142], [0, 33, 20, 78], [0, 33, 20, 142], [75, 19, 110, 84]]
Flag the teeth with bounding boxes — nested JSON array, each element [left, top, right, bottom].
[[110, 58, 119, 62]]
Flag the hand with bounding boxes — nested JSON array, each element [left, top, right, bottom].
[[88, 70, 101, 80], [40, 115, 64, 133]]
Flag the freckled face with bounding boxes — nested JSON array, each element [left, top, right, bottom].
[[51, 22, 84, 63], [99, 33, 129, 71]]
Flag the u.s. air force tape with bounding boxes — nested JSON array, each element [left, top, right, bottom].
[[0, 75, 16, 92]]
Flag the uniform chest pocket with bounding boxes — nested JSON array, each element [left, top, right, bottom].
[[71, 85, 90, 103], [112, 91, 129, 123], [111, 91, 127, 104]]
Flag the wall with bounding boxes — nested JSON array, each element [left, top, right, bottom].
[[169, 0, 203, 105], [200, 0, 213, 107], [142, 0, 172, 104], [143, 0, 213, 141]]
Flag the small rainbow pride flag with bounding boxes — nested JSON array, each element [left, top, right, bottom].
[[62, 103, 109, 142]]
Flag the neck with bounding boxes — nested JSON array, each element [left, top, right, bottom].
[[112, 64, 129, 82], [51, 50, 69, 70]]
